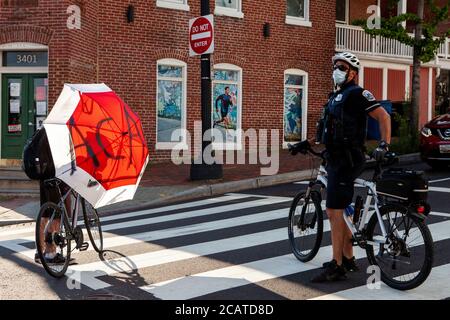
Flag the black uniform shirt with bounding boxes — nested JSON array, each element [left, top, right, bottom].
[[328, 80, 381, 148]]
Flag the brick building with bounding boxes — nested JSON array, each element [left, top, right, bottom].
[[1, 0, 449, 164], [0, 0, 336, 163]]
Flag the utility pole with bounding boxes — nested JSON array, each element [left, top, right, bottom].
[[190, 0, 223, 180]]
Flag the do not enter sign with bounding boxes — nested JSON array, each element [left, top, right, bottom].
[[189, 15, 214, 56]]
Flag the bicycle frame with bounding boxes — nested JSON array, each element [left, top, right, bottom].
[[309, 163, 396, 246], [43, 183, 82, 242]]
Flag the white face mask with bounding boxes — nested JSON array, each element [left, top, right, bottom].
[[333, 69, 348, 86]]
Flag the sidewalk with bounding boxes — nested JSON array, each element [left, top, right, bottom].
[[0, 151, 421, 227]]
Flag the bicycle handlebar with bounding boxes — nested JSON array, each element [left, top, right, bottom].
[[287, 142, 399, 181]]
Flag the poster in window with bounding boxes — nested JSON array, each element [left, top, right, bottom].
[[9, 100, 20, 114], [10, 83, 21, 97], [212, 83, 238, 145], [157, 80, 182, 143], [8, 124, 22, 133], [284, 87, 302, 142], [35, 86, 47, 101], [36, 101, 47, 116]]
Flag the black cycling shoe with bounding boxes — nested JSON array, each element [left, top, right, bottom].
[[322, 256, 359, 272], [342, 256, 359, 272], [312, 260, 347, 283]]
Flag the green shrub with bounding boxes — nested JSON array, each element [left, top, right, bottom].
[[389, 113, 419, 155]]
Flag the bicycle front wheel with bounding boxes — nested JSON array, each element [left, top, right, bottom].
[[288, 191, 324, 262], [82, 198, 103, 253], [35, 202, 71, 278], [365, 204, 434, 290]]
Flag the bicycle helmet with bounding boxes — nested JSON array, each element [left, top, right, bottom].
[[332, 52, 361, 72]]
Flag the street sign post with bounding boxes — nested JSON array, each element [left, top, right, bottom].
[[189, 14, 214, 57], [189, 5, 222, 181]]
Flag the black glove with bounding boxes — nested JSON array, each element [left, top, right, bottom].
[[372, 140, 389, 162], [289, 140, 311, 155]]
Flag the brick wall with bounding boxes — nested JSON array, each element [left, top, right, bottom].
[[1, 0, 336, 162], [349, 0, 376, 23]]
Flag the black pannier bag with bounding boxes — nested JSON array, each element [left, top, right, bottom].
[[376, 168, 428, 203], [22, 127, 55, 180]]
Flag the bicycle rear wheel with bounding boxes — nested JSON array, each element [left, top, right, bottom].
[[82, 198, 103, 253], [288, 191, 324, 262], [35, 202, 71, 278], [365, 204, 434, 290]]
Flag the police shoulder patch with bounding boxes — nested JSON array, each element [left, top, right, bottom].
[[362, 90, 376, 101]]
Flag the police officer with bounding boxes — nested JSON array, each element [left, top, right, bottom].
[[294, 52, 391, 282]]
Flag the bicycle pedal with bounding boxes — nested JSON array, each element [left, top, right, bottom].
[[78, 242, 89, 251]]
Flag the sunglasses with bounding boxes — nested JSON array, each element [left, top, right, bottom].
[[333, 64, 349, 72]]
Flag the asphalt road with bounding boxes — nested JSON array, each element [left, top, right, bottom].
[[0, 161, 449, 300]]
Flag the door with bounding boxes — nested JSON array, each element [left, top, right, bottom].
[[1, 74, 48, 159]]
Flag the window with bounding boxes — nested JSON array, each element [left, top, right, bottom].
[[286, 0, 311, 27], [215, 0, 244, 19], [156, 0, 190, 11], [336, 0, 349, 24], [212, 64, 242, 150], [156, 59, 187, 149], [283, 69, 308, 145]]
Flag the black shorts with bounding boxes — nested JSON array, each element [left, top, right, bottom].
[[325, 148, 366, 209], [39, 180, 70, 206], [221, 110, 228, 119]]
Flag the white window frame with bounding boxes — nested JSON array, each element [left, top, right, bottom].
[[214, 0, 244, 19], [335, 0, 349, 24], [212, 63, 243, 151], [156, 0, 190, 11], [283, 69, 308, 149], [156, 58, 188, 150], [285, 0, 312, 27], [398, 0, 407, 28]]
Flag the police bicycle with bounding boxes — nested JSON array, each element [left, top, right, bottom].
[[287, 143, 434, 290], [35, 178, 103, 278]]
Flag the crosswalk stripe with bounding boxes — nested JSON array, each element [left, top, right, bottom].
[[428, 186, 450, 193], [102, 208, 288, 249], [1, 206, 290, 254], [66, 228, 289, 290], [139, 219, 450, 299], [429, 177, 450, 184], [0, 194, 261, 239], [139, 246, 355, 299], [99, 194, 253, 222], [310, 263, 450, 300], [101, 197, 290, 232]]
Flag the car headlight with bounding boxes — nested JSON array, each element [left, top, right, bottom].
[[421, 127, 432, 137]]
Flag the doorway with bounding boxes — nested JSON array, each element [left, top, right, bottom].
[[1, 73, 48, 159]]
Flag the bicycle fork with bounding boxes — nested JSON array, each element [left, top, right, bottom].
[[298, 184, 319, 230]]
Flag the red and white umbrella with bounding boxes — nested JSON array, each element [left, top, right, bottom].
[[44, 84, 149, 208]]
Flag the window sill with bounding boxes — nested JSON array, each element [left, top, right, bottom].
[[214, 7, 244, 19], [156, 1, 190, 11], [285, 16, 312, 27], [155, 142, 189, 150]]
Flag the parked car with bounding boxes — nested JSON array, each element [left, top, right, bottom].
[[420, 113, 450, 169]]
